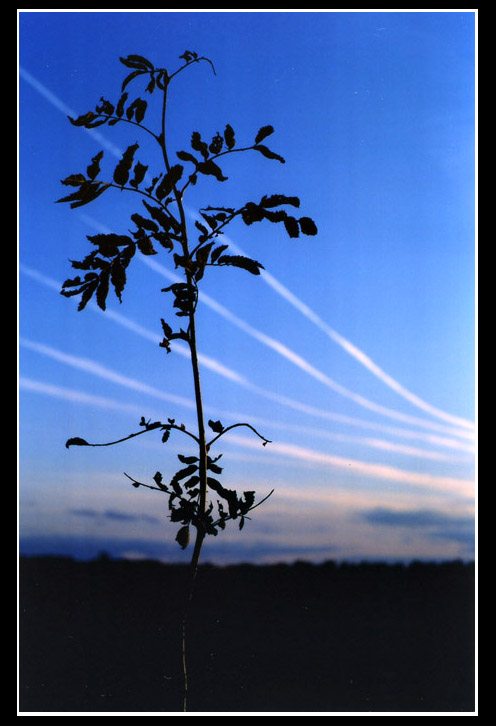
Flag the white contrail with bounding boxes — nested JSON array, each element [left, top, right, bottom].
[[19, 376, 474, 496], [19, 377, 159, 419], [19, 263, 475, 453], [213, 229, 475, 433], [18, 264, 249, 387], [73, 215, 475, 440], [19, 374, 472, 464], [208, 432, 475, 499], [19, 338, 196, 411], [19, 66, 124, 159], [19, 66, 474, 436], [140, 254, 474, 441]]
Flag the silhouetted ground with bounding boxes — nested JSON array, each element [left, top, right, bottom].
[[19, 556, 475, 713]]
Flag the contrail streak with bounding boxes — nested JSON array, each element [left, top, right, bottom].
[[76, 213, 473, 440], [208, 432, 475, 499], [208, 227, 475, 433], [19, 263, 475, 453], [19, 66, 474, 437], [19, 376, 474, 496], [19, 375, 472, 463], [19, 338, 196, 411], [18, 264, 249, 387], [140, 254, 474, 441], [19, 67, 124, 159]]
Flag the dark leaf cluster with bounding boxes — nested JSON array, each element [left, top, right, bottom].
[[159, 319, 188, 353], [240, 195, 318, 238], [175, 129, 232, 185], [68, 54, 168, 134], [57, 160, 110, 209], [162, 282, 198, 317], [61, 233, 136, 311], [144, 452, 260, 548]]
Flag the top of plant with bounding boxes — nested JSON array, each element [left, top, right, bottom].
[[56, 50, 317, 315]]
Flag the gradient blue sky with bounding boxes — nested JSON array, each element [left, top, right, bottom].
[[18, 10, 476, 565]]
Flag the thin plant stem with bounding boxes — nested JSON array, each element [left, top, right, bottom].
[[158, 72, 209, 713]]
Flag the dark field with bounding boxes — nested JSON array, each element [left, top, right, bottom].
[[19, 556, 475, 714]]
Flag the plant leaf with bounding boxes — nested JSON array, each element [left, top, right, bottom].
[[176, 150, 198, 164], [87, 233, 132, 257], [125, 54, 154, 70], [65, 437, 90, 448], [129, 161, 148, 189], [255, 125, 274, 144], [86, 151, 104, 181], [115, 92, 128, 117], [155, 164, 183, 200], [177, 454, 199, 465], [61, 173, 86, 187], [210, 244, 229, 263], [261, 194, 300, 209], [216, 254, 264, 275], [95, 268, 110, 310], [191, 131, 209, 160], [68, 111, 98, 127], [113, 143, 139, 186], [224, 124, 235, 149], [110, 258, 127, 302], [197, 160, 227, 181], [208, 419, 224, 433], [131, 213, 158, 233], [121, 69, 146, 92], [283, 216, 300, 238], [254, 144, 285, 164], [175, 525, 190, 550], [298, 216, 318, 235]]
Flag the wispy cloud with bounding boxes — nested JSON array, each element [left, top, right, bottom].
[[361, 507, 474, 549], [19, 373, 475, 501], [78, 217, 473, 438], [21, 364, 474, 497], [70, 507, 161, 525], [221, 229, 475, 433], [140, 253, 474, 441], [20, 264, 475, 454], [19, 264, 249, 387], [223, 433, 475, 499], [19, 338, 196, 410], [19, 376, 163, 419], [20, 376, 474, 466], [19, 66, 124, 159]]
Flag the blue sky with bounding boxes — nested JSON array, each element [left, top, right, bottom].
[[18, 10, 476, 565]]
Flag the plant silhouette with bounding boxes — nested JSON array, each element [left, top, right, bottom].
[[58, 50, 317, 712]]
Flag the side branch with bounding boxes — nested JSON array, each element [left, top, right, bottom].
[[65, 421, 200, 449], [65, 428, 154, 449], [168, 55, 216, 83], [207, 422, 272, 449], [103, 115, 159, 141], [123, 472, 165, 492]]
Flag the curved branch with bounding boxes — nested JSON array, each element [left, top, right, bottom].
[[107, 182, 179, 226], [179, 146, 257, 201], [123, 471, 165, 492], [65, 421, 200, 449], [207, 422, 272, 450], [189, 211, 241, 258], [103, 115, 159, 141], [169, 425, 200, 445], [66, 428, 155, 448], [168, 56, 216, 84]]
